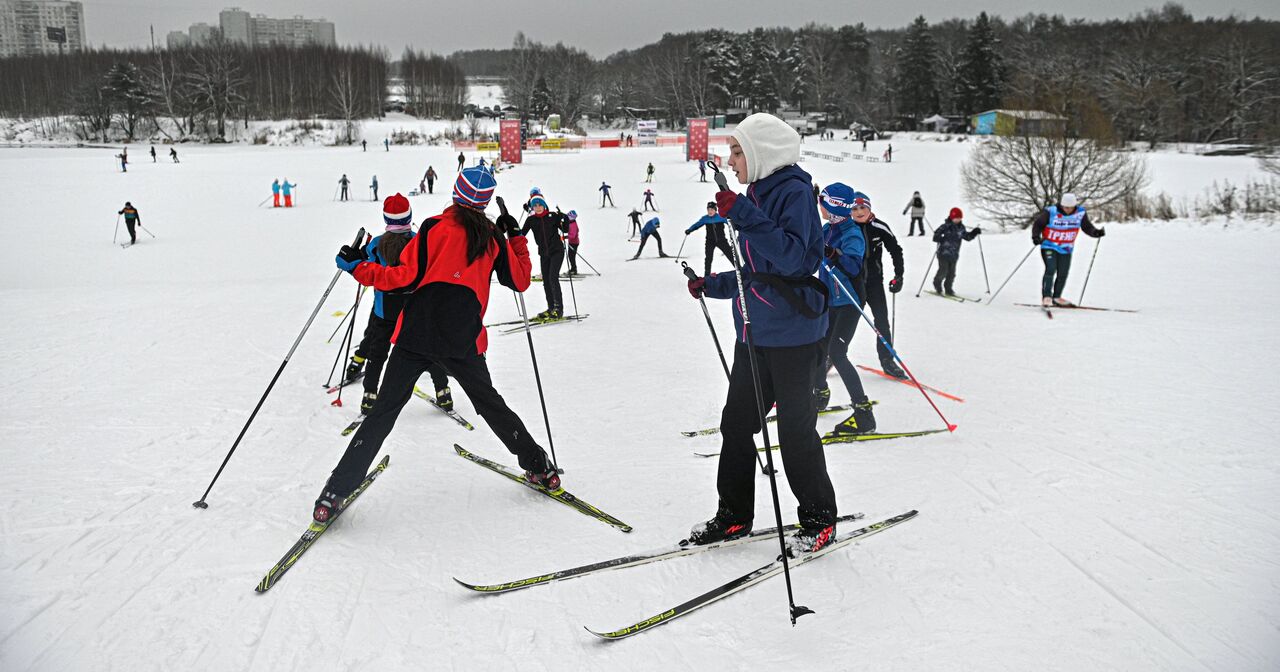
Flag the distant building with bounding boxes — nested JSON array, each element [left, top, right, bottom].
[[0, 0, 86, 57], [218, 7, 251, 44], [249, 14, 335, 47], [970, 109, 1068, 137], [165, 30, 190, 49], [188, 22, 218, 45]]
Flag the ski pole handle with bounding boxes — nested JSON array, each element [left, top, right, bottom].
[[681, 261, 698, 281], [496, 195, 509, 217]]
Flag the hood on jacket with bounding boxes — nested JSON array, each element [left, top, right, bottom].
[[732, 113, 801, 184]]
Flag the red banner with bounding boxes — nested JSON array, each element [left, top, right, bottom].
[[686, 118, 710, 161], [500, 119, 522, 164]]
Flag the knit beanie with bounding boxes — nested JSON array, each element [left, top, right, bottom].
[[383, 193, 412, 231], [453, 165, 497, 210], [731, 113, 801, 183], [529, 196, 548, 211], [819, 183, 855, 220], [567, 210, 577, 220], [949, 207, 963, 220]]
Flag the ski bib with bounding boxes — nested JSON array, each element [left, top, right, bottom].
[[1041, 205, 1086, 254]]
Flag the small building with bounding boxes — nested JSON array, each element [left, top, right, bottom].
[[970, 109, 1068, 137]]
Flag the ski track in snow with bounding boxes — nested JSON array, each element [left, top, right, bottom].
[[1, 136, 1278, 670]]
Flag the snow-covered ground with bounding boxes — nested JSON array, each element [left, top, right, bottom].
[[1, 135, 1277, 671]]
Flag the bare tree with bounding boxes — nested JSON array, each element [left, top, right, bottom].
[[186, 39, 246, 140], [961, 134, 1149, 227]]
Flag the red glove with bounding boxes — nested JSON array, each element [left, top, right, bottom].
[[687, 276, 706, 299], [715, 191, 738, 219]]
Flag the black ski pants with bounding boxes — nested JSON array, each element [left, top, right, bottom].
[[539, 247, 565, 312], [328, 347, 549, 496], [717, 340, 837, 529], [907, 217, 925, 236], [703, 230, 737, 278], [340, 186, 349, 201], [817, 305, 866, 404], [601, 192, 614, 207], [1041, 249, 1072, 299], [635, 231, 664, 257], [355, 313, 447, 396], [427, 178, 435, 194], [643, 196, 656, 211], [567, 243, 579, 274], [863, 274, 894, 364], [125, 220, 137, 244], [934, 257, 958, 293]]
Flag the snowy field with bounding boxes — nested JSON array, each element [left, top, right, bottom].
[[1, 135, 1277, 671]]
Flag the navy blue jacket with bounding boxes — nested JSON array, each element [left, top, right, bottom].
[[932, 219, 978, 260], [703, 164, 828, 347], [819, 219, 865, 307]]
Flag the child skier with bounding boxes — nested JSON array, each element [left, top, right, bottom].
[[520, 196, 568, 319], [631, 217, 668, 259], [343, 194, 454, 414], [281, 179, 295, 207], [642, 188, 657, 212], [1031, 193, 1106, 307], [627, 208, 643, 238], [812, 184, 876, 435], [645, 162, 655, 183], [370, 175, 379, 201], [683, 113, 836, 554], [566, 211, 581, 275], [316, 166, 559, 523], [169, 147, 179, 163], [931, 207, 982, 296], [685, 202, 736, 278], [118, 202, 140, 245], [271, 179, 281, 207], [901, 191, 926, 236], [599, 182, 614, 207], [338, 175, 350, 202]]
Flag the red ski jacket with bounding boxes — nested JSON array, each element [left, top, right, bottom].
[[352, 205, 532, 357]]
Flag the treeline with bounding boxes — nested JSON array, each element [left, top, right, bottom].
[[398, 48, 467, 118], [488, 5, 1279, 144], [0, 41, 388, 142]]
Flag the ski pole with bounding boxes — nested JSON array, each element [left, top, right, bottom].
[[326, 286, 367, 344], [137, 223, 157, 239], [325, 281, 364, 387], [193, 227, 365, 509], [112, 213, 121, 244], [825, 262, 956, 432], [257, 195, 271, 207], [977, 233, 991, 293], [891, 292, 896, 344], [563, 245, 580, 319], [914, 250, 938, 297], [573, 249, 602, 276], [923, 215, 935, 233], [332, 252, 368, 409], [673, 233, 689, 263], [710, 159, 809, 624], [682, 262, 730, 379], [499, 196, 561, 473], [987, 244, 1037, 305], [333, 186, 339, 201], [1077, 238, 1102, 306]]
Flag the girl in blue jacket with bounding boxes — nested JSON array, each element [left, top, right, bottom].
[[683, 113, 836, 556]]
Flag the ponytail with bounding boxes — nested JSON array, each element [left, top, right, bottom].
[[456, 206, 498, 264]]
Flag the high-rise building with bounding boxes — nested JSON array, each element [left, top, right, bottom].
[[188, 22, 217, 45], [218, 7, 250, 45], [0, 0, 85, 57], [250, 14, 335, 48], [165, 30, 190, 49]]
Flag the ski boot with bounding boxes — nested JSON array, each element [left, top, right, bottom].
[[686, 508, 753, 546], [629, 254, 640, 260], [880, 359, 908, 380], [524, 463, 562, 491], [1053, 297, 1076, 307], [944, 287, 957, 297], [360, 391, 377, 415], [787, 523, 836, 556], [658, 252, 671, 258], [933, 281, 943, 294], [435, 386, 453, 411], [533, 309, 552, 321], [831, 399, 877, 436], [548, 308, 563, 321], [1041, 296, 1053, 307], [312, 489, 348, 524], [345, 355, 365, 382], [812, 386, 831, 412]]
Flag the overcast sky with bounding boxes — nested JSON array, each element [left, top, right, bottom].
[[83, 0, 1280, 57]]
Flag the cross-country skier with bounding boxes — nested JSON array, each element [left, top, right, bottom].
[[343, 194, 453, 414], [315, 165, 559, 523], [271, 179, 281, 207], [116, 148, 128, 172], [811, 184, 876, 435], [855, 195, 907, 379], [645, 162, 654, 183], [169, 147, 178, 163], [599, 181, 614, 207], [150, 146, 156, 162], [118, 202, 140, 245], [520, 195, 568, 319], [339, 174, 350, 202], [699, 159, 707, 182], [902, 191, 926, 236], [281, 179, 295, 207], [566, 211, 581, 275], [370, 175, 379, 201], [683, 113, 836, 555], [643, 188, 656, 212], [425, 166, 437, 194], [685, 202, 736, 277], [383, 138, 389, 151], [627, 208, 643, 238], [932, 207, 981, 296], [457, 152, 465, 171], [522, 187, 543, 214], [362, 140, 367, 152], [631, 217, 668, 259], [1031, 193, 1105, 307]]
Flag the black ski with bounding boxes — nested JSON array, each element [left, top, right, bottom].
[[1013, 303, 1138, 313], [454, 445, 632, 533], [693, 429, 948, 457], [681, 403, 867, 437], [255, 455, 389, 593], [585, 510, 918, 640], [499, 315, 590, 334], [340, 417, 364, 436], [455, 512, 867, 594], [925, 290, 981, 303], [412, 386, 475, 430]]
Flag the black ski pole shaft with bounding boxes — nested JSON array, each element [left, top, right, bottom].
[[1077, 238, 1102, 306], [257, 195, 271, 207], [113, 213, 121, 244], [924, 215, 935, 233], [988, 244, 1037, 305], [333, 250, 368, 408], [193, 227, 365, 509], [138, 223, 156, 239], [682, 262, 730, 379], [914, 250, 937, 297], [673, 233, 689, 262], [325, 286, 366, 344], [711, 161, 808, 623], [325, 282, 363, 386], [892, 291, 897, 344], [977, 234, 991, 293], [564, 248, 580, 319], [574, 249, 602, 276]]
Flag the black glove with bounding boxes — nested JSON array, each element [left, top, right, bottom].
[[888, 276, 903, 294], [495, 197, 521, 238], [971, 227, 982, 235], [824, 245, 842, 260], [338, 244, 366, 264], [1096, 227, 1107, 238], [1032, 234, 1043, 245]]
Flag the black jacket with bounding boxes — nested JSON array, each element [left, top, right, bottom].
[[863, 217, 904, 280], [520, 212, 567, 252], [932, 219, 979, 260]]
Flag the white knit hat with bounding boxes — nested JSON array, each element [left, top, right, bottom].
[[1061, 193, 1079, 208], [731, 113, 801, 183]]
